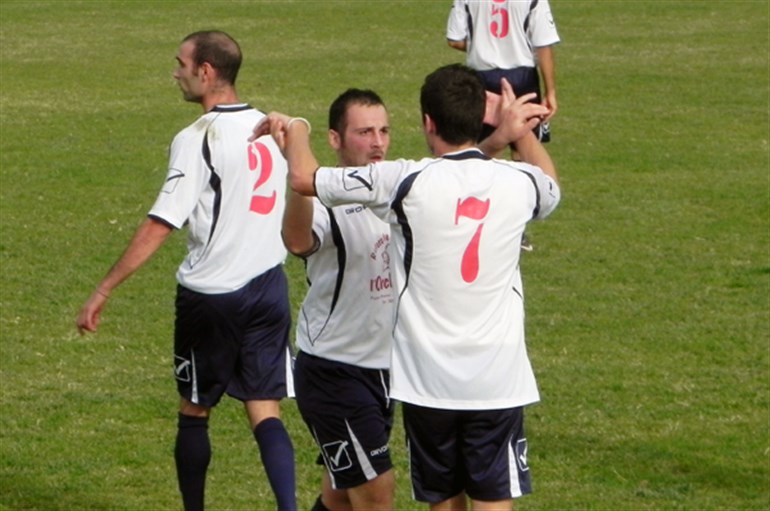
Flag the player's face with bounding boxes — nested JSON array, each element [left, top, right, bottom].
[[173, 41, 204, 103], [331, 104, 390, 167]]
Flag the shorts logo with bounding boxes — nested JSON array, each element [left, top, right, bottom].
[[515, 438, 529, 472], [343, 168, 373, 191], [322, 440, 352, 472], [174, 355, 192, 382]]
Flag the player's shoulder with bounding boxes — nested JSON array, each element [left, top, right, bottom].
[[490, 157, 534, 169], [170, 115, 212, 148]]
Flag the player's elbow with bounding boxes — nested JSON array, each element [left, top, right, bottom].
[[281, 231, 315, 257], [289, 170, 317, 197], [447, 39, 466, 51]]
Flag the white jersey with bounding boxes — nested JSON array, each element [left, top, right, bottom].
[[296, 200, 394, 369], [447, 0, 560, 71], [315, 148, 560, 410], [148, 104, 287, 294]]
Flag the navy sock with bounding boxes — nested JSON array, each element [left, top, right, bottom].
[[175, 413, 211, 511], [253, 417, 296, 511], [311, 494, 331, 511]]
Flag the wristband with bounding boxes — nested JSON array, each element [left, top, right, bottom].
[[286, 117, 311, 134]]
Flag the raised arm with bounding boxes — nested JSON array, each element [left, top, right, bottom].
[[282, 190, 318, 257], [477, 78, 557, 183], [251, 114, 318, 197]]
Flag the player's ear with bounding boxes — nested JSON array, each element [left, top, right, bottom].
[[199, 61, 215, 82], [328, 129, 341, 151], [423, 114, 436, 135]]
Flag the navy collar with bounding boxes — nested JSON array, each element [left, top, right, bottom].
[[210, 103, 252, 113], [441, 148, 490, 161]]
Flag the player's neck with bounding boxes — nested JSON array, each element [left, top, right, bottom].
[[431, 139, 476, 158], [201, 87, 239, 113]]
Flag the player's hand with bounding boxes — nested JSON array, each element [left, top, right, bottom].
[[542, 90, 558, 122], [76, 290, 109, 335], [483, 90, 502, 127], [250, 112, 293, 153], [495, 78, 549, 143]]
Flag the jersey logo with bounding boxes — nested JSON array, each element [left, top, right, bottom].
[[344, 168, 373, 191], [162, 169, 185, 194], [322, 440, 353, 472]]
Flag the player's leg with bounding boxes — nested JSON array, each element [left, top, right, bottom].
[[402, 404, 465, 509], [175, 399, 212, 511], [430, 493, 467, 511], [231, 266, 296, 511], [246, 399, 296, 511], [295, 352, 395, 511], [462, 408, 530, 511], [470, 498, 512, 511], [173, 285, 240, 511], [314, 468, 353, 511], [347, 468, 395, 511]]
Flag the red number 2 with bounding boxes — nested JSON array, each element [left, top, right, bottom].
[[455, 196, 490, 283], [247, 141, 277, 215]]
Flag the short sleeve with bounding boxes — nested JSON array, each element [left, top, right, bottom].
[[314, 161, 410, 223], [147, 130, 209, 229], [517, 162, 561, 219], [446, 0, 468, 41], [529, 0, 561, 48]]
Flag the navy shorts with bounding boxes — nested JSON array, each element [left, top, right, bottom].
[[294, 351, 394, 489], [402, 403, 532, 503], [477, 66, 550, 143], [173, 265, 292, 407]]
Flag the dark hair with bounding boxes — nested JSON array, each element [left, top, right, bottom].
[[182, 31, 242, 85], [328, 88, 386, 133], [420, 64, 485, 145]]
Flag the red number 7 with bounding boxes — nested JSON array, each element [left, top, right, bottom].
[[455, 196, 490, 283]]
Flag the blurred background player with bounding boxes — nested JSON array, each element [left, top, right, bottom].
[[447, 0, 560, 142], [76, 31, 296, 511], [282, 89, 396, 511], [447, 0, 560, 251]]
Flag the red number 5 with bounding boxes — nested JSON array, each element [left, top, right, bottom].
[[455, 196, 490, 283], [490, 2, 509, 38], [247, 141, 277, 215]]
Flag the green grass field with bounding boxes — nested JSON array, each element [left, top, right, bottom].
[[1, 1, 768, 510]]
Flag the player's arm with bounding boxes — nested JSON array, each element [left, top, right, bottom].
[[282, 190, 319, 257], [446, 0, 468, 52], [535, 45, 557, 121], [514, 131, 557, 184], [251, 114, 318, 197], [76, 217, 174, 334], [478, 79, 550, 158], [447, 39, 467, 52]]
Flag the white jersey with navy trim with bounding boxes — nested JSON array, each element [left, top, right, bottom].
[[315, 148, 560, 410], [148, 104, 287, 294], [296, 199, 394, 369], [447, 0, 560, 71]]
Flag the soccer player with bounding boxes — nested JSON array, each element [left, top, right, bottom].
[[446, 0, 560, 143], [76, 31, 296, 511], [253, 63, 560, 511], [282, 89, 396, 511]]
